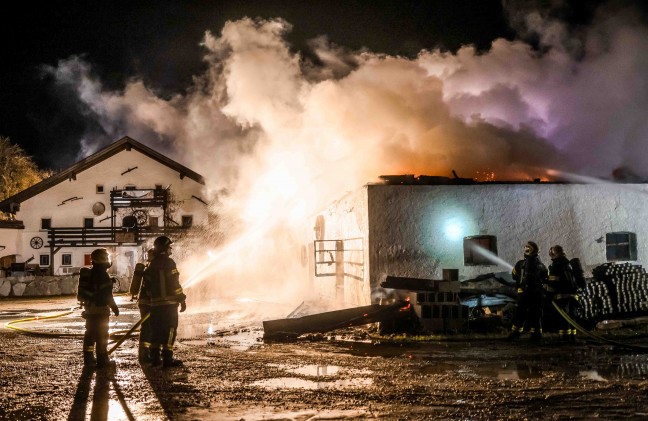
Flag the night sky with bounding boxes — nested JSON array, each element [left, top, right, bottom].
[[1, 0, 621, 171]]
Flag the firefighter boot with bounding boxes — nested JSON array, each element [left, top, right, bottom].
[[507, 331, 521, 341], [149, 348, 161, 367], [162, 350, 183, 368], [138, 344, 151, 364], [96, 353, 115, 368], [83, 351, 96, 366]]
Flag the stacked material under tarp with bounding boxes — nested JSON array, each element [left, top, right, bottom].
[[577, 262, 648, 323]]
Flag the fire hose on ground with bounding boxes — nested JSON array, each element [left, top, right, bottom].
[[4, 308, 149, 355], [552, 300, 648, 352]]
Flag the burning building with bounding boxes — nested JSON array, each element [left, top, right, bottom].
[[309, 175, 648, 323]]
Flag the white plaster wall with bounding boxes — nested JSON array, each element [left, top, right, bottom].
[[367, 183, 648, 297], [0, 229, 21, 259], [312, 187, 371, 306], [12, 148, 208, 276]]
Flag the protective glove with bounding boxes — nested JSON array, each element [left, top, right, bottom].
[[111, 305, 119, 316], [180, 301, 187, 313]]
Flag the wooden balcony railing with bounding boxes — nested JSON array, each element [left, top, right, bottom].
[[46, 226, 190, 247]]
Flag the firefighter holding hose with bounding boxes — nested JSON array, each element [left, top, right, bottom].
[[546, 245, 580, 342], [140, 236, 187, 367], [509, 241, 548, 341], [129, 248, 156, 363], [77, 248, 120, 367]]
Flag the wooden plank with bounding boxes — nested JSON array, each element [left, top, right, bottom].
[[381, 276, 442, 291], [263, 300, 411, 338]]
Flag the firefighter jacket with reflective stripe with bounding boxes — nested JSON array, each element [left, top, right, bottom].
[[512, 256, 548, 292], [140, 254, 186, 307], [547, 255, 578, 296], [77, 266, 118, 315]]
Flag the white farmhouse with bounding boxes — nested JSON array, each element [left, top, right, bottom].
[[0, 136, 208, 278], [311, 175, 648, 308]]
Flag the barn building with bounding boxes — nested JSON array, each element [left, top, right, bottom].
[[310, 175, 648, 326]]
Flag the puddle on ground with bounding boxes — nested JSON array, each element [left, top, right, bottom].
[[288, 364, 339, 376], [185, 407, 371, 420], [472, 363, 545, 380], [250, 364, 374, 390], [251, 376, 373, 390], [182, 329, 262, 351], [269, 363, 372, 377], [417, 359, 648, 382]]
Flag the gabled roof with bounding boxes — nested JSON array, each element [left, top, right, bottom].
[[0, 136, 206, 212]]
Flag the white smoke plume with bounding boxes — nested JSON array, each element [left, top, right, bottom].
[[43, 1, 648, 315]]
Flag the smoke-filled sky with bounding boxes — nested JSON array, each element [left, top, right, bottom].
[[3, 0, 648, 308], [3, 0, 645, 181]]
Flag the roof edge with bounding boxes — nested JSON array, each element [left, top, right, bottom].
[[0, 136, 206, 212]]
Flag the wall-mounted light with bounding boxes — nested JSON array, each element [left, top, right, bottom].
[[444, 218, 464, 241]]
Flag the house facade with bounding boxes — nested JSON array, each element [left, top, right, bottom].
[[0, 136, 208, 278], [311, 176, 648, 308]]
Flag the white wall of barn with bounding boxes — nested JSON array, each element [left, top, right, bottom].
[[315, 182, 648, 306], [311, 187, 371, 306], [366, 183, 648, 297], [11, 148, 207, 276]]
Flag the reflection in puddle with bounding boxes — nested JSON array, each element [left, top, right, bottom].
[[419, 362, 545, 380], [288, 364, 340, 376], [254, 364, 374, 389], [183, 329, 262, 351], [252, 376, 373, 390], [580, 370, 608, 382]]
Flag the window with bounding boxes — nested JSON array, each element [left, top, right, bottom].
[[606, 232, 637, 261], [41, 218, 51, 229], [84, 218, 94, 228], [62, 254, 72, 266], [96, 184, 104, 194], [464, 235, 498, 266], [39, 255, 50, 266], [182, 215, 193, 228], [84, 254, 92, 266], [149, 216, 159, 227]]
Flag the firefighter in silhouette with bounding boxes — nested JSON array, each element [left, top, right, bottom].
[[129, 248, 156, 363], [140, 236, 187, 367], [77, 248, 119, 367], [509, 241, 548, 341], [545, 245, 579, 342]]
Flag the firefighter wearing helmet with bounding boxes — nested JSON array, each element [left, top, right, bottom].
[[508, 241, 548, 341], [139, 236, 187, 367], [129, 248, 157, 363], [77, 248, 119, 367]]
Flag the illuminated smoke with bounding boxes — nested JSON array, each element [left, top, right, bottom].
[[42, 2, 648, 316]]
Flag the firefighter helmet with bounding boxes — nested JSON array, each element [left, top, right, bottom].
[[524, 241, 539, 257], [549, 245, 564, 259], [153, 236, 173, 252], [91, 248, 111, 267]]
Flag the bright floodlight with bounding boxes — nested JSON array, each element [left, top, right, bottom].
[[444, 219, 464, 241]]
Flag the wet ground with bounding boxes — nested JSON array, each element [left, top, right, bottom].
[[1, 295, 648, 420]]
